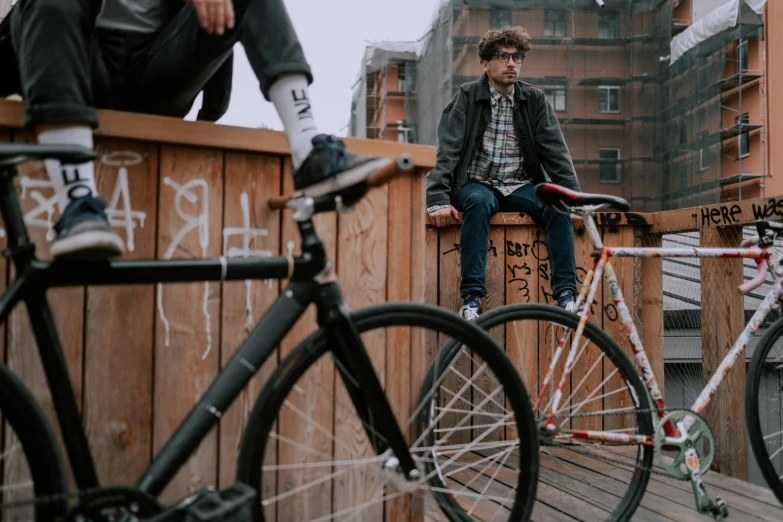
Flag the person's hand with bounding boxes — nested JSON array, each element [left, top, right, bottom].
[[186, 0, 235, 35], [429, 206, 460, 228], [571, 214, 584, 231]]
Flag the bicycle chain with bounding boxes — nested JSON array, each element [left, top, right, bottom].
[[542, 406, 705, 480]]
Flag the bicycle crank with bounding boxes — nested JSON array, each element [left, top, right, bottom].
[[654, 410, 728, 519]]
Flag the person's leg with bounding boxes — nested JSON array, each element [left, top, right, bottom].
[[455, 182, 499, 319], [503, 184, 577, 309], [235, 0, 390, 190], [123, 0, 388, 196], [10, 0, 123, 259]]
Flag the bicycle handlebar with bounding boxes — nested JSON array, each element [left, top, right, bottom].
[[738, 236, 769, 295], [267, 153, 415, 211]]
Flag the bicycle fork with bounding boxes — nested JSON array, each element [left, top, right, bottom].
[[316, 279, 420, 481]]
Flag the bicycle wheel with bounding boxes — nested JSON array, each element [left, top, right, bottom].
[[453, 304, 655, 522], [746, 314, 783, 505], [236, 302, 539, 522], [0, 363, 68, 521]]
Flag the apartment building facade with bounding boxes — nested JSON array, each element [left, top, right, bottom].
[[352, 0, 774, 212]]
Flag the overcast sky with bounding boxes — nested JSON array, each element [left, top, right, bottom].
[[185, 0, 443, 136]]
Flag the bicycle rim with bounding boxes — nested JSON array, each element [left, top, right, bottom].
[[236, 302, 539, 522], [472, 304, 655, 522]]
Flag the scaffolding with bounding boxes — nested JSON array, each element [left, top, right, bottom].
[[349, 42, 419, 143], [415, 0, 767, 211]]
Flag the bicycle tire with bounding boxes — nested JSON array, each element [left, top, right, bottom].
[[459, 304, 655, 522], [235, 302, 539, 522], [0, 362, 68, 521], [746, 314, 783, 505]]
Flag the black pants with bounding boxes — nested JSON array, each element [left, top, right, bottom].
[[9, 0, 313, 128]]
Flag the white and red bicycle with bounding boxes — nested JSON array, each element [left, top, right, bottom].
[[452, 183, 783, 521]]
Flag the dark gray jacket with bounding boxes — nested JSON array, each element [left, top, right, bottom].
[[425, 73, 581, 208]]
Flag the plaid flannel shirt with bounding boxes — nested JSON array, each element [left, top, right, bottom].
[[427, 84, 530, 213]]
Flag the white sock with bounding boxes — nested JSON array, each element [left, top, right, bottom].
[[37, 126, 97, 214], [268, 74, 320, 169]]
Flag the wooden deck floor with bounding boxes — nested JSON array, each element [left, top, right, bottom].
[[424, 447, 783, 521]]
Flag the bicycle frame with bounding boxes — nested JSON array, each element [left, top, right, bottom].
[[0, 164, 417, 500], [540, 208, 783, 445]]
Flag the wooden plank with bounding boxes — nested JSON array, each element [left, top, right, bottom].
[[0, 99, 436, 169], [83, 139, 157, 484], [641, 232, 664, 396], [217, 153, 281, 489], [275, 158, 337, 522], [335, 176, 389, 520], [569, 225, 604, 432], [548, 449, 717, 522], [601, 226, 635, 432], [479, 225, 504, 441], [504, 225, 539, 413], [699, 225, 748, 480], [652, 196, 783, 233], [535, 225, 571, 423], [386, 170, 412, 522], [602, 448, 783, 521], [6, 130, 85, 493], [437, 226, 469, 444], [427, 212, 653, 227], [153, 145, 223, 503], [538, 455, 672, 522]]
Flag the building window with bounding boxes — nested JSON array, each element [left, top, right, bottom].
[[598, 11, 620, 39], [739, 114, 750, 158], [598, 86, 620, 113], [738, 39, 749, 72], [490, 8, 513, 30], [542, 84, 566, 112], [599, 148, 621, 183], [397, 121, 415, 143], [544, 10, 566, 37], [699, 131, 710, 171], [397, 64, 414, 92]]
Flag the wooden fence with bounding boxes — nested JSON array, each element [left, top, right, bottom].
[[0, 100, 435, 508], [0, 98, 778, 515], [426, 195, 783, 483]]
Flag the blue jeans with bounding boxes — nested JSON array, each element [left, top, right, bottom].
[[456, 182, 577, 300]]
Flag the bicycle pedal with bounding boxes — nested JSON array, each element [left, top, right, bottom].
[[144, 482, 256, 522]]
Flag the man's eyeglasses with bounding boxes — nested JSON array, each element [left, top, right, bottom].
[[495, 51, 525, 64]]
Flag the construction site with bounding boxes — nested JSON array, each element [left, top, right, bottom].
[[350, 0, 769, 212]]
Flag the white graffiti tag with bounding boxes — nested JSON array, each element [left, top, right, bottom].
[[102, 152, 146, 252], [156, 177, 213, 360], [222, 192, 273, 330]]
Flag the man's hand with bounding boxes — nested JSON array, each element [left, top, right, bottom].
[[429, 206, 460, 228], [571, 214, 584, 231], [186, 0, 235, 35]]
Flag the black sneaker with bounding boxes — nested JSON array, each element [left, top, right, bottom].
[[458, 295, 482, 321], [555, 289, 578, 313], [293, 134, 391, 197], [50, 195, 125, 260]]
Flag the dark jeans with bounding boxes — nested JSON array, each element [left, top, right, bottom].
[[456, 181, 577, 300], [9, 0, 313, 128]]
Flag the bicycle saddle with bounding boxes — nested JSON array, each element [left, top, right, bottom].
[[534, 183, 630, 212]]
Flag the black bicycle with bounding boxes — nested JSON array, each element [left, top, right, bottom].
[[0, 142, 539, 522]]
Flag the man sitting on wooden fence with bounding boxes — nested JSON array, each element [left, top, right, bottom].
[[0, 0, 387, 259], [426, 26, 582, 320]]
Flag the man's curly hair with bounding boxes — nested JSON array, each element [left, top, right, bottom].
[[477, 26, 532, 62]]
